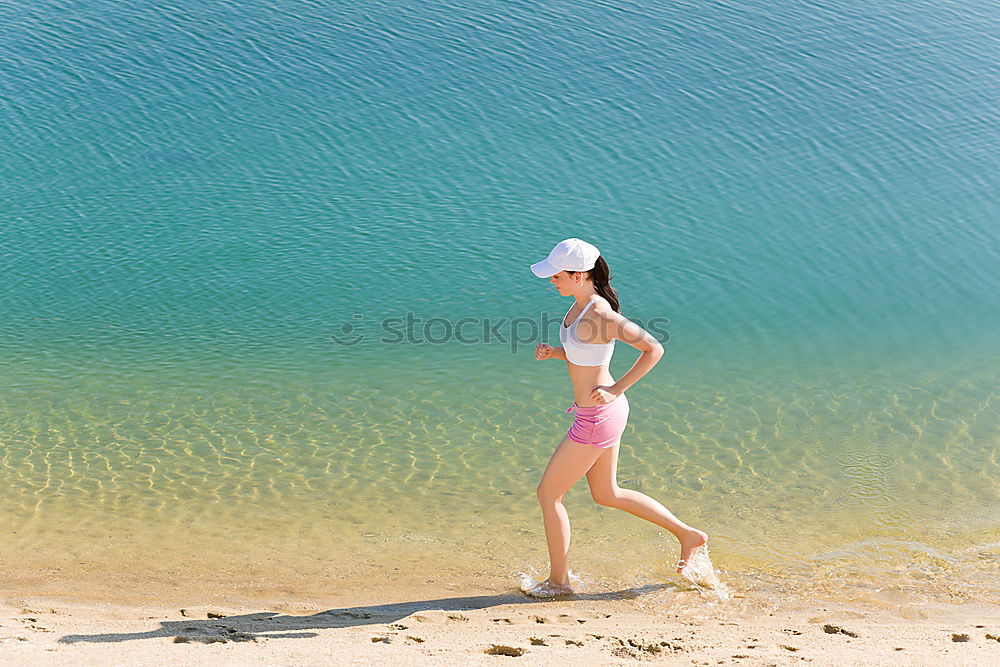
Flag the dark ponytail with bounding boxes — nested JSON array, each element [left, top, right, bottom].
[[570, 255, 620, 313]]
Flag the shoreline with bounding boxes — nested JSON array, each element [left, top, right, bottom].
[[3, 584, 998, 665]]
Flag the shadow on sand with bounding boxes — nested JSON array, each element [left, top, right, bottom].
[[58, 584, 674, 645]]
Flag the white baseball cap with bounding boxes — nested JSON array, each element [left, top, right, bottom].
[[530, 238, 601, 278]]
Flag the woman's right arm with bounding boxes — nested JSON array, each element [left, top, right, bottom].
[[534, 343, 567, 361]]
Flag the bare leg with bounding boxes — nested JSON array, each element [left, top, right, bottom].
[[586, 444, 708, 573], [535, 433, 608, 589]]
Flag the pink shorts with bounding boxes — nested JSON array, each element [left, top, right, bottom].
[[565, 394, 630, 449]]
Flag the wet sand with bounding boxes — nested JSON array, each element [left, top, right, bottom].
[[3, 587, 997, 665]]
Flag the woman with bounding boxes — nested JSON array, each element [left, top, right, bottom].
[[526, 238, 708, 597]]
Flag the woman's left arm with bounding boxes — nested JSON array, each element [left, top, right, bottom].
[[601, 311, 664, 398]]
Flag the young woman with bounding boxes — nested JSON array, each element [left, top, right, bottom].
[[526, 238, 708, 597]]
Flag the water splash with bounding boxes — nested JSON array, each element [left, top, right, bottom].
[[679, 544, 731, 602], [517, 565, 585, 598]]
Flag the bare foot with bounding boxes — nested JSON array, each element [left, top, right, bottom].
[[523, 578, 574, 598], [676, 528, 708, 574]]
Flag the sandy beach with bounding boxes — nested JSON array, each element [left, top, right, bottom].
[[3, 587, 998, 666]]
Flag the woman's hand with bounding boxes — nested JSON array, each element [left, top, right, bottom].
[[535, 343, 554, 360], [590, 385, 621, 404]]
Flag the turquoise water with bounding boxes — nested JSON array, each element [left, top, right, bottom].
[[1, 0, 998, 607]]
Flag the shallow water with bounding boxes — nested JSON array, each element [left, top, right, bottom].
[[1, 0, 998, 609]]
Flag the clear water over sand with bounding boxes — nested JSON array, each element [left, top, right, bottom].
[[1, 0, 997, 608]]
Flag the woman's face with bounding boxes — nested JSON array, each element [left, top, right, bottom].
[[549, 270, 578, 296]]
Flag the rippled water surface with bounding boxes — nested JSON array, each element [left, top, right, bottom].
[[1, 0, 997, 608]]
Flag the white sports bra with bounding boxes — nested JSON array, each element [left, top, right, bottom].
[[559, 299, 615, 366]]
